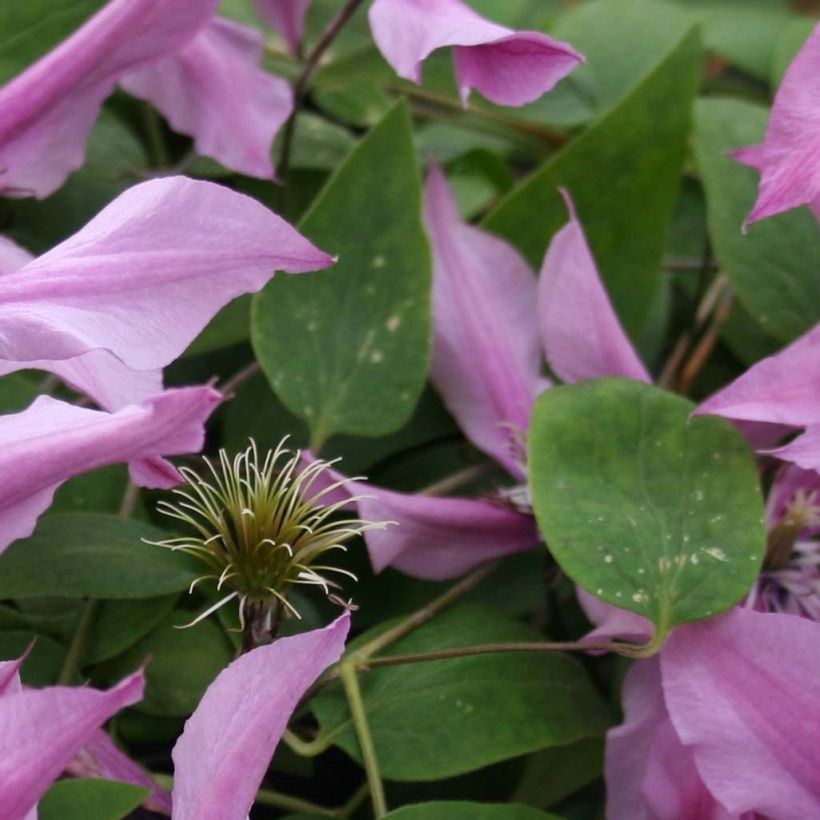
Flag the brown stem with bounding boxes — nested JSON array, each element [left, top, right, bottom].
[[278, 0, 367, 184], [219, 361, 261, 397]]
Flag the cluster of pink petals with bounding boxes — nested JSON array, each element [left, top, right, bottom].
[[252, 0, 583, 108], [0, 175, 332, 552], [735, 22, 820, 226], [1, 616, 349, 819], [0, 0, 291, 198], [313, 164, 646, 580]]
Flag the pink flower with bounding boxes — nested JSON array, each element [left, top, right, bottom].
[[253, 0, 312, 54], [306, 166, 642, 580], [368, 0, 583, 107], [0, 653, 145, 820], [0, 0, 292, 198], [170, 614, 349, 819], [734, 22, 820, 226]]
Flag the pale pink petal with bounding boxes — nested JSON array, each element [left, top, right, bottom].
[[538, 190, 651, 384], [358, 488, 538, 580], [663, 608, 820, 818], [425, 163, 541, 479], [732, 144, 765, 172], [0, 0, 219, 199], [576, 588, 654, 645], [121, 18, 292, 179], [768, 423, 820, 472], [695, 324, 820, 427], [67, 730, 172, 815], [0, 656, 26, 698], [171, 615, 349, 820], [253, 0, 312, 54], [743, 23, 820, 225], [0, 237, 34, 276], [368, 0, 582, 107], [0, 671, 144, 820], [0, 386, 220, 553], [0, 176, 332, 409]]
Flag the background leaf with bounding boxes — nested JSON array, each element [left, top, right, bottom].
[[383, 803, 562, 819], [39, 779, 149, 820]]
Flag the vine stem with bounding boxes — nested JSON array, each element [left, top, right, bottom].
[[340, 659, 388, 817], [278, 0, 367, 184]]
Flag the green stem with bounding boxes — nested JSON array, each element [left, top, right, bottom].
[[340, 782, 371, 818], [282, 727, 335, 757], [58, 598, 99, 685], [340, 660, 388, 817]]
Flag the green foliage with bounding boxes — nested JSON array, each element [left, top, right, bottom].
[[529, 379, 766, 641], [39, 779, 149, 820], [383, 803, 562, 819]]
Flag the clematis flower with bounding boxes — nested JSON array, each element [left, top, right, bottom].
[[305, 166, 644, 580], [0, 652, 145, 820], [0, 0, 293, 198], [253, 0, 313, 55], [0, 175, 333, 411], [170, 613, 349, 819], [586, 462, 820, 818], [733, 22, 820, 226], [695, 322, 820, 472], [368, 0, 584, 107]]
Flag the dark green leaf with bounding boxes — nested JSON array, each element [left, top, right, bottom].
[[529, 379, 765, 640], [483, 27, 701, 337], [252, 100, 432, 447], [312, 605, 607, 780], [0, 630, 66, 686], [384, 802, 561, 819], [0, 513, 202, 599], [694, 97, 820, 343], [40, 779, 149, 820]]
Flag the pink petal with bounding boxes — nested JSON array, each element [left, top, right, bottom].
[[121, 18, 292, 179], [0, 237, 34, 276], [732, 144, 765, 172], [171, 615, 349, 820], [768, 423, 820, 472], [663, 608, 820, 818], [743, 23, 820, 225], [538, 190, 651, 384], [0, 176, 332, 409], [67, 730, 172, 815], [425, 163, 541, 479], [368, 0, 582, 107], [765, 463, 820, 529], [0, 0, 219, 199], [695, 324, 820, 427], [253, 0, 312, 54], [0, 655, 26, 698], [0, 670, 144, 820], [576, 587, 654, 645], [0, 386, 220, 553]]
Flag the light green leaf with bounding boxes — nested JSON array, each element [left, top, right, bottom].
[[483, 27, 701, 338], [40, 779, 149, 820], [529, 379, 765, 642], [312, 605, 607, 780], [252, 100, 431, 447], [694, 97, 820, 343], [0, 513, 202, 599]]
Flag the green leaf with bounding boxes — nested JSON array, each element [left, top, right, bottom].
[[694, 97, 820, 343], [529, 379, 765, 641], [483, 27, 701, 337], [0, 630, 66, 686], [0, 513, 202, 599], [40, 779, 149, 820], [384, 803, 561, 820], [95, 612, 233, 716], [252, 100, 432, 448], [312, 605, 607, 780]]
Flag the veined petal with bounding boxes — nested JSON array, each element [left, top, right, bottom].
[[67, 730, 172, 815], [358, 488, 539, 580], [425, 163, 541, 479], [0, 0, 218, 199], [0, 176, 332, 409], [662, 608, 820, 818], [0, 386, 220, 553], [253, 0, 312, 54], [368, 0, 582, 107], [538, 190, 651, 384], [0, 237, 34, 276], [171, 615, 349, 820], [0, 670, 144, 820], [695, 324, 820, 427], [768, 424, 820, 472], [121, 18, 292, 179], [743, 23, 820, 225]]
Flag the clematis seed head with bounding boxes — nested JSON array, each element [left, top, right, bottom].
[[146, 439, 389, 637]]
